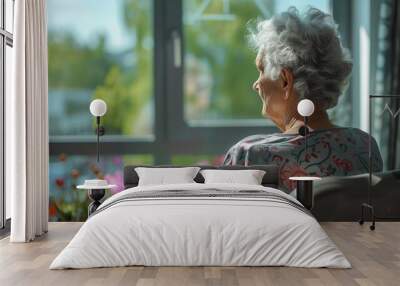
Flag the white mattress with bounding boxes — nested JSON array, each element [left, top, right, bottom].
[[50, 183, 350, 269]]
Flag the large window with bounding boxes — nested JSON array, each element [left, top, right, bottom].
[[48, 0, 346, 221], [1, 0, 14, 230], [48, 0, 154, 138], [183, 0, 330, 123]]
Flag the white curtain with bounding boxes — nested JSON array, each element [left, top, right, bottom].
[[6, 0, 49, 242]]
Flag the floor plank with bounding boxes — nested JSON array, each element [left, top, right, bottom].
[[0, 222, 399, 286]]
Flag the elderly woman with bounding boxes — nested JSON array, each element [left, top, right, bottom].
[[224, 7, 383, 192]]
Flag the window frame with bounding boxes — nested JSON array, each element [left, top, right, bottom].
[[164, 0, 278, 144], [49, 0, 352, 165]]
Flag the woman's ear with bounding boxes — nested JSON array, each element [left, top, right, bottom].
[[280, 68, 294, 99]]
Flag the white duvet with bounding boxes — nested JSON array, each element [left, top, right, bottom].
[[50, 183, 350, 269]]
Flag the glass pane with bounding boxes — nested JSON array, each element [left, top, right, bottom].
[[47, 0, 154, 138], [5, 45, 12, 219], [370, 97, 398, 171], [49, 154, 153, 221], [5, 0, 14, 33], [183, 0, 330, 123]]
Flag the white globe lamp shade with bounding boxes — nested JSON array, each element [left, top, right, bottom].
[[90, 99, 107, 117], [297, 99, 315, 117]]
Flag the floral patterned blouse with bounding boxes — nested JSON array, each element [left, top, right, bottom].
[[223, 128, 383, 192]]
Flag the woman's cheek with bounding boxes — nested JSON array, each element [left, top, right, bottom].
[[262, 95, 270, 117], [262, 100, 268, 116]]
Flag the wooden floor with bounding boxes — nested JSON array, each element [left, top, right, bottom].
[[0, 222, 399, 286]]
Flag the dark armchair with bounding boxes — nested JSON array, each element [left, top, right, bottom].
[[291, 170, 400, 221]]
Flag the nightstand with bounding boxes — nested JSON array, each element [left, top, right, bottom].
[[77, 180, 116, 216], [289, 176, 321, 210]]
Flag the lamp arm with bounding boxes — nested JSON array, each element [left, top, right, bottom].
[[304, 116, 308, 162], [94, 116, 105, 163], [96, 116, 100, 163]]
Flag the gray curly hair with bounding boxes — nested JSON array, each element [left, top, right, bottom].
[[249, 7, 352, 110]]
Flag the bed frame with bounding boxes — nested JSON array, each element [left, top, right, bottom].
[[123, 165, 280, 189]]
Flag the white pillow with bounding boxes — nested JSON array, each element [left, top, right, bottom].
[[135, 167, 200, 186], [200, 169, 266, 185]]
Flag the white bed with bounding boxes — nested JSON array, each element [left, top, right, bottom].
[[50, 183, 350, 269]]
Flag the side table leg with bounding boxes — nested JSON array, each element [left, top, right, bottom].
[[296, 180, 314, 210], [87, 189, 106, 216], [88, 201, 102, 217]]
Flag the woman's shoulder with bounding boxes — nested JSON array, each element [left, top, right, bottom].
[[230, 127, 376, 151], [311, 127, 376, 143], [312, 126, 369, 136]]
